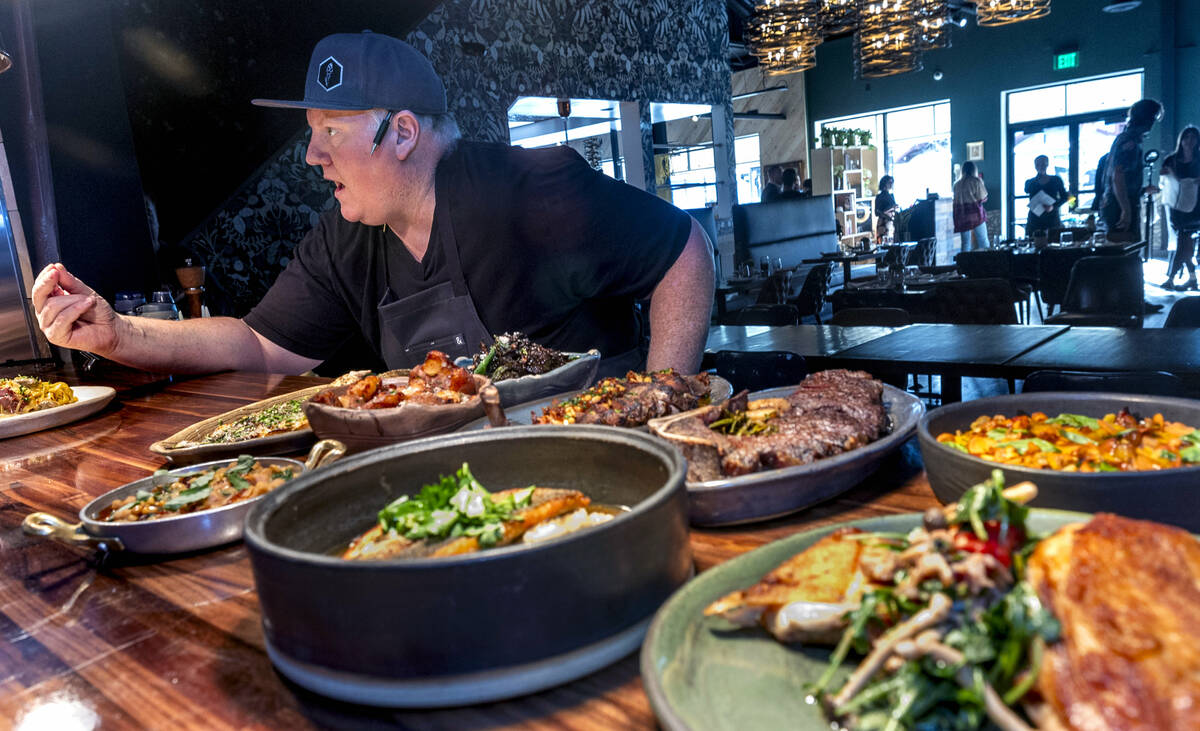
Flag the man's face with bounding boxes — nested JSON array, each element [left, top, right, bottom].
[[305, 109, 401, 226]]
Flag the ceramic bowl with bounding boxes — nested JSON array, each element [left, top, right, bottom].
[[243, 425, 691, 707], [918, 392, 1200, 531]]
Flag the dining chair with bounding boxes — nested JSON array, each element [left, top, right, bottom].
[[1021, 369, 1183, 397], [829, 307, 912, 327], [1164, 296, 1200, 328], [954, 249, 1038, 324], [789, 263, 832, 325], [1037, 246, 1093, 316], [929, 278, 1020, 325], [719, 303, 801, 326], [710, 350, 807, 393], [1044, 254, 1144, 328]]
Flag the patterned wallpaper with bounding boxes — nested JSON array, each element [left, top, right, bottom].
[[180, 0, 730, 315]]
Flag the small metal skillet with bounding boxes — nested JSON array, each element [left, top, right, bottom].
[[23, 439, 345, 554]]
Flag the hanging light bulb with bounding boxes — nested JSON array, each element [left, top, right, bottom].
[[916, 0, 953, 50], [819, 0, 861, 37], [976, 0, 1051, 27]]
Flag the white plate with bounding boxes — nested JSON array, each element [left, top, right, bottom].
[[0, 386, 116, 439]]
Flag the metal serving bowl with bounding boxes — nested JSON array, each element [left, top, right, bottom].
[[242, 425, 691, 708], [23, 440, 344, 554], [918, 392, 1200, 531]]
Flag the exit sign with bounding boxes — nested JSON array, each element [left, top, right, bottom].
[[1055, 50, 1079, 70]]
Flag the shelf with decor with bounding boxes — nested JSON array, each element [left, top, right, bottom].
[[810, 145, 879, 199]]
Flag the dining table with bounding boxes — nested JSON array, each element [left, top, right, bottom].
[[0, 361, 941, 730], [704, 323, 900, 362]]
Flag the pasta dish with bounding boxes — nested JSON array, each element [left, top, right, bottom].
[[0, 376, 77, 417]]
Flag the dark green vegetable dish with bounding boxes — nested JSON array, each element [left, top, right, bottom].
[[471, 332, 577, 382]]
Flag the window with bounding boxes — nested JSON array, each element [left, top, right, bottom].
[[666, 134, 761, 210], [1004, 71, 1143, 238], [816, 101, 952, 204]]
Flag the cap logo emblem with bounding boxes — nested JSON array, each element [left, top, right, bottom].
[[317, 56, 343, 91]]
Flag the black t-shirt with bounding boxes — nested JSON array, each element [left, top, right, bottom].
[[874, 191, 897, 216], [1163, 152, 1200, 230], [1023, 174, 1068, 227], [244, 141, 691, 366]]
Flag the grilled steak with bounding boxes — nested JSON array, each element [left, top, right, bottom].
[[535, 370, 711, 427], [658, 370, 888, 481]]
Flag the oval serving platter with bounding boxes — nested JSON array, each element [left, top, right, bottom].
[[149, 384, 327, 465], [455, 375, 734, 431], [670, 383, 924, 526], [640, 508, 1090, 731], [0, 385, 116, 440]]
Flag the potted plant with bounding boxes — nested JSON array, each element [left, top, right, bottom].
[[820, 128, 833, 147]]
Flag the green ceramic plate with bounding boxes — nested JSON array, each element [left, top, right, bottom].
[[640, 509, 1091, 730]]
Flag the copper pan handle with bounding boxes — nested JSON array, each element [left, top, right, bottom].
[[22, 512, 125, 552]]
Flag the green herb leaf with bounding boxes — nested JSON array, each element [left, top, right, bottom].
[[1095, 461, 1120, 472], [163, 485, 212, 511], [1047, 413, 1101, 430], [228, 472, 251, 491], [1181, 445, 1200, 463], [1061, 430, 1096, 445]]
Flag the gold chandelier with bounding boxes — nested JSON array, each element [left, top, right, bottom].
[[976, 0, 1052, 26], [748, 0, 824, 75], [746, 0, 1051, 79]]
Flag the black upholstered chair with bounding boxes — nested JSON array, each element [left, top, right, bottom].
[[955, 249, 1039, 323], [1021, 369, 1183, 397], [711, 350, 807, 392], [1037, 246, 1094, 315], [929, 278, 1020, 325], [875, 243, 914, 275], [911, 237, 937, 269], [829, 307, 912, 327], [1044, 254, 1144, 328], [720, 303, 800, 326], [1164, 297, 1200, 328], [789, 263, 832, 324]]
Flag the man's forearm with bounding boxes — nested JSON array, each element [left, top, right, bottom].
[[103, 316, 273, 373], [646, 220, 715, 373]]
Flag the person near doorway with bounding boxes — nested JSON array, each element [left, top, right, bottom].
[[1100, 98, 1162, 237], [953, 162, 989, 250], [1023, 155, 1069, 235], [1161, 125, 1200, 290], [760, 165, 783, 202], [874, 175, 899, 243]]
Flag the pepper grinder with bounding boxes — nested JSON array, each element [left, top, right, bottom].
[[174, 259, 206, 319]]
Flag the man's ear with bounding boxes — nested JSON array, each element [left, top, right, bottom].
[[392, 111, 420, 161]]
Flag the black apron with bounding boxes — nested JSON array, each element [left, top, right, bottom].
[[375, 217, 492, 369]]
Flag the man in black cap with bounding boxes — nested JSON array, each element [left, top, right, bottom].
[[33, 32, 714, 377]]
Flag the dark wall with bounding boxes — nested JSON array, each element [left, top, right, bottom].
[[803, 0, 1180, 216]]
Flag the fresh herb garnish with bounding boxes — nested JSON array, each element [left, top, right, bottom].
[[1046, 413, 1101, 430], [163, 484, 212, 511], [951, 469, 1029, 541], [377, 463, 535, 547]]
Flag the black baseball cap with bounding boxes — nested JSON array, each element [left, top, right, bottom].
[[252, 31, 447, 114]]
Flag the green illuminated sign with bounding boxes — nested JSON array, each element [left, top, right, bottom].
[[1054, 51, 1078, 70]]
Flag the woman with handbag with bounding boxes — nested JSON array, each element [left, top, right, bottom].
[[1160, 125, 1200, 290], [953, 162, 989, 251]]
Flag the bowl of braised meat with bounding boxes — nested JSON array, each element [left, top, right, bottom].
[[919, 392, 1200, 531], [303, 350, 506, 453], [243, 425, 690, 707], [649, 370, 924, 526], [462, 332, 601, 406]]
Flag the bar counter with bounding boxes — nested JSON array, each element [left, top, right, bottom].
[[1, 364, 938, 729]]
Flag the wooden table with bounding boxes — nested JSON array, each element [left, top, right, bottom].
[[824, 324, 1069, 402], [1004, 326, 1200, 393], [705, 324, 899, 356], [801, 250, 877, 285], [0, 365, 939, 729]]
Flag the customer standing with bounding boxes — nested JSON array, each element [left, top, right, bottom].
[[953, 162, 989, 251], [1101, 98, 1162, 237], [1023, 155, 1069, 236], [1160, 125, 1200, 290], [874, 175, 899, 243], [760, 165, 783, 202]]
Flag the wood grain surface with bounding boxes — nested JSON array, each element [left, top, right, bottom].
[[0, 363, 940, 730]]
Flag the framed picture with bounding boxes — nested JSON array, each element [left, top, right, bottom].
[[967, 141, 984, 161]]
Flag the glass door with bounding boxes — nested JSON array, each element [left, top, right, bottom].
[[1007, 112, 1126, 239]]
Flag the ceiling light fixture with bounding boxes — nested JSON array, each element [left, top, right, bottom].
[[1101, 0, 1141, 11], [731, 85, 790, 101], [745, 0, 1050, 80]]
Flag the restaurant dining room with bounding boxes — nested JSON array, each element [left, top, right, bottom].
[[2, 0, 1200, 728]]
